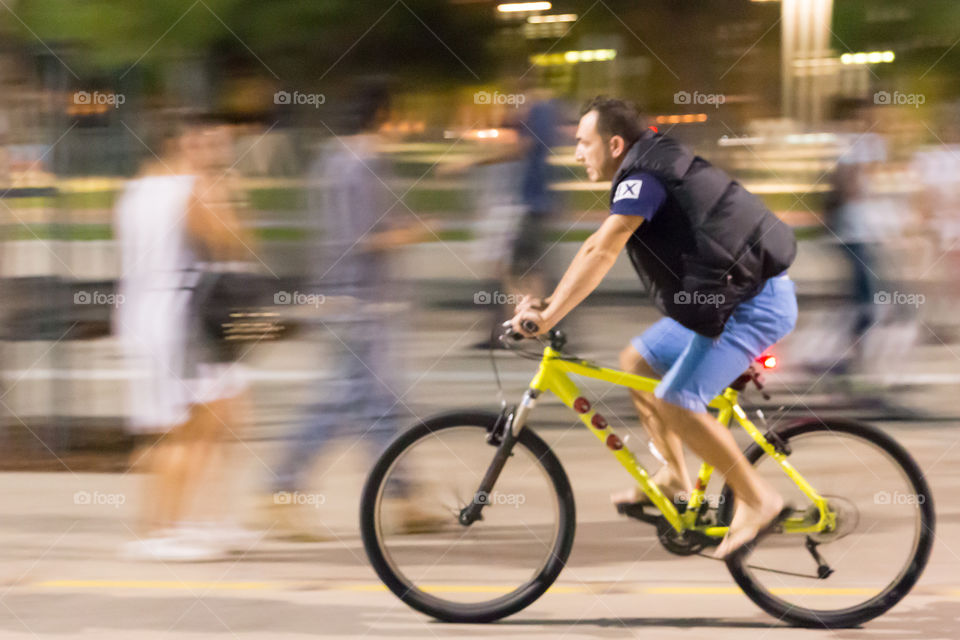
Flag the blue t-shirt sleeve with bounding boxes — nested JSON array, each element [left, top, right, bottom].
[[610, 171, 666, 220]]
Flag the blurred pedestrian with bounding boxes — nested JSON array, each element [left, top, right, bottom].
[[911, 106, 960, 343], [262, 84, 434, 539], [469, 122, 526, 283], [117, 115, 255, 561], [448, 86, 561, 349], [826, 99, 894, 370], [509, 89, 561, 299]]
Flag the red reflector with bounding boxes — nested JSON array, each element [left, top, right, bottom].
[[761, 355, 777, 369]]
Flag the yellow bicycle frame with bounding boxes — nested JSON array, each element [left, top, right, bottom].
[[526, 346, 834, 537]]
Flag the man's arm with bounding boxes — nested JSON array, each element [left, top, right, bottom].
[[512, 214, 643, 336]]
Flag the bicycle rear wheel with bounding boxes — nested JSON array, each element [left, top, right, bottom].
[[718, 418, 935, 627], [360, 410, 576, 622]]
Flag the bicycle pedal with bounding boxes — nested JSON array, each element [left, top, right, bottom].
[[616, 501, 661, 525]]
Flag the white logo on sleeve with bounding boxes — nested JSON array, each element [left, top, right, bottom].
[[613, 179, 643, 202]]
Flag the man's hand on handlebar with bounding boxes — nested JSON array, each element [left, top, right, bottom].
[[509, 312, 553, 341], [515, 294, 550, 314]]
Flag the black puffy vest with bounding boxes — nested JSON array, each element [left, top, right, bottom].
[[612, 130, 796, 337]]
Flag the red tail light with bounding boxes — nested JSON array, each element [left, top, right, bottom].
[[760, 354, 777, 369]]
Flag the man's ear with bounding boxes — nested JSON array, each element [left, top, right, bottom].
[[608, 134, 626, 159]]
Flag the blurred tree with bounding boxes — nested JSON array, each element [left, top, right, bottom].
[[7, 0, 494, 88]]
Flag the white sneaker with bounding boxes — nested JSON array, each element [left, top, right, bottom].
[[121, 532, 227, 562]]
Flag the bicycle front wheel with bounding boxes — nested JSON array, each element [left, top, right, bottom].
[[718, 418, 935, 627], [359, 410, 576, 623]]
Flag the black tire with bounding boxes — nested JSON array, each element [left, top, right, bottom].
[[359, 410, 576, 623], [718, 418, 935, 628]]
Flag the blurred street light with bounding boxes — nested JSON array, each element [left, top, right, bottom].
[[527, 14, 576, 24], [840, 51, 896, 65], [530, 49, 616, 66], [497, 2, 551, 13]]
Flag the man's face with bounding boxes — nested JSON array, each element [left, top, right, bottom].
[[574, 110, 623, 182]]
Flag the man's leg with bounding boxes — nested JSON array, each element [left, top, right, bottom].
[[271, 325, 349, 494], [616, 345, 692, 502], [612, 318, 698, 504], [657, 401, 784, 557], [657, 402, 778, 509], [654, 276, 798, 556], [352, 316, 407, 480], [271, 398, 338, 494]]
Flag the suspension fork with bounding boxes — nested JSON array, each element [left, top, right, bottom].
[[458, 390, 540, 526]]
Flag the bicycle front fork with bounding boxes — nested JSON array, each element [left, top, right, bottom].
[[458, 389, 540, 526]]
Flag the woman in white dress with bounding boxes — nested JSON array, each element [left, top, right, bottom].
[[116, 118, 252, 560]]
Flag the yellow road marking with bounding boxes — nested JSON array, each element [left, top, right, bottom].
[[648, 586, 742, 595], [650, 586, 879, 596], [36, 580, 278, 591], [32, 580, 885, 597]]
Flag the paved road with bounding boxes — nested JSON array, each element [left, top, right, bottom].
[[0, 420, 957, 639]]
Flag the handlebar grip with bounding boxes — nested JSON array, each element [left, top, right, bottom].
[[501, 320, 540, 341]]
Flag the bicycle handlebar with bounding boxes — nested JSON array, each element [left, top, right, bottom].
[[501, 319, 540, 341], [499, 321, 569, 353]]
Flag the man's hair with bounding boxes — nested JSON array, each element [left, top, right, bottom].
[[580, 96, 646, 147]]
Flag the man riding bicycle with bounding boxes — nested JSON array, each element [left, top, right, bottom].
[[509, 96, 798, 558]]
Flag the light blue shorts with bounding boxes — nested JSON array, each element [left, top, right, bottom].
[[631, 275, 798, 412]]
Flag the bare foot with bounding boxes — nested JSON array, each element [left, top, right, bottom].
[[713, 494, 788, 559], [611, 467, 689, 506]]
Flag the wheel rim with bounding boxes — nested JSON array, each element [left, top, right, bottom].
[[372, 424, 564, 608], [732, 430, 929, 619]]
